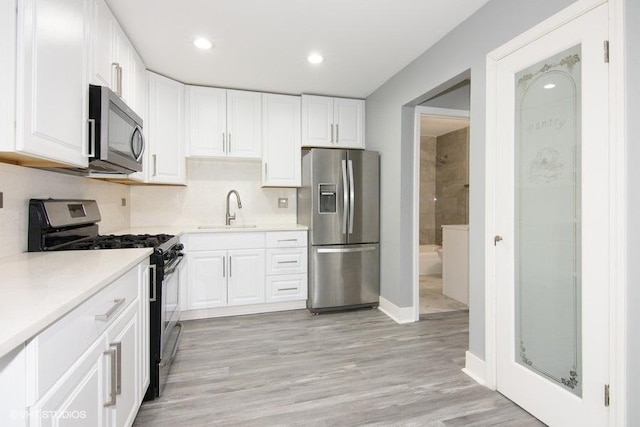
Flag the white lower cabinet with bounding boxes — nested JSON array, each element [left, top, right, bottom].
[[183, 230, 307, 318], [22, 259, 149, 427], [186, 246, 265, 310], [29, 337, 107, 426]]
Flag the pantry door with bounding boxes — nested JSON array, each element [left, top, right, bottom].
[[493, 3, 609, 426]]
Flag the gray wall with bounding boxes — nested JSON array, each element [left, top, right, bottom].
[[626, 0, 639, 424], [365, 0, 576, 358]]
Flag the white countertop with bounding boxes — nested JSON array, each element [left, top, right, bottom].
[[112, 224, 308, 236], [0, 248, 152, 359]]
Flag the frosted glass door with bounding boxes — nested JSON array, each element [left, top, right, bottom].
[[514, 45, 582, 396], [493, 4, 610, 426]]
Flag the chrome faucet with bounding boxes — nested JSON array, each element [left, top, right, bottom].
[[225, 190, 242, 226]]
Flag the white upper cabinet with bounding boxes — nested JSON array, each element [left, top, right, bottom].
[[301, 95, 365, 149], [147, 71, 186, 185], [0, 0, 16, 157], [226, 90, 262, 158], [262, 93, 301, 187], [14, 0, 90, 167], [186, 87, 262, 159], [91, 0, 113, 88], [186, 86, 226, 157], [90, 0, 142, 109]]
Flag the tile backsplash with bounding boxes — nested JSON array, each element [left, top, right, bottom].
[[0, 158, 298, 258], [0, 162, 130, 258], [130, 159, 297, 227]]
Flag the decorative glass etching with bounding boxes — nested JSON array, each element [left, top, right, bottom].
[[514, 45, 582, 397]]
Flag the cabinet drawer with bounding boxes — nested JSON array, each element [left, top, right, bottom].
[[266, 274, 308, 302], [265, 231, 307, 248], [30, 265, 139, 400], [187, 232, 265, 251], [266, 248, 307, 275]]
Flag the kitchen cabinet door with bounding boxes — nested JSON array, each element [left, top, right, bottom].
[[301, 95, 333, 147], [226, 90, 262, 158], [227, 249, 265, 306], [112, 24, 132, 104], [106, 302, 139, 427], [16, 0, 90, 168], [302, 95, 365, 149], [29, 337, 107, 426], [262, 93, 301, 187], [333, 98, 365, 149], [91, 0, 115, 88], [147, 71, 186, 184], [0, 0, 15, 156], [186, 251, 227, 309], [186, 86, 226, 157]]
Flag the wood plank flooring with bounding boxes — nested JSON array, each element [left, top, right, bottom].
[[134, 309, 545, 426]]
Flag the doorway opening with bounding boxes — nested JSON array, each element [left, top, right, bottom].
[[414, 80, 471, 317]]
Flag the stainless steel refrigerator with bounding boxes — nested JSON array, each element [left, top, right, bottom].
[[298, 148, 380, 313]]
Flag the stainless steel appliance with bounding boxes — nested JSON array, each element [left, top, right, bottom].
[[27, 199, 183, 401], [88, 85, 144, 174], [297, 148, 380, 312]]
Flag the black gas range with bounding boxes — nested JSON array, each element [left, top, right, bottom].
[[28, 198, 183, 401]]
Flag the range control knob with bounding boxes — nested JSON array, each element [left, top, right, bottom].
[[174, 243, 184, 251]]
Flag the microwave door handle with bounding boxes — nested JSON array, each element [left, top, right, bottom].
[[87, 119, 96, 158], [131, 126, 145, 161]]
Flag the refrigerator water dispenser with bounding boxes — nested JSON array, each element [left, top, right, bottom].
[[318, 184, 337, 213]]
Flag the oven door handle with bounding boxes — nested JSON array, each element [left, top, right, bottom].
[[164, 254, 184, 277], [158, 322, 183, 368]]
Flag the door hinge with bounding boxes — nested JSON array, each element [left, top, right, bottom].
[[604, 40, 610, 63], [604, 384, 610, 407]]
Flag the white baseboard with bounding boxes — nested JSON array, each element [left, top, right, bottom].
[[180, 300, 307, 321], [378, 296, 416, 324], [462, 350, 486, 386]]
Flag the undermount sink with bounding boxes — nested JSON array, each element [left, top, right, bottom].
[[198, 224, 257, 230]]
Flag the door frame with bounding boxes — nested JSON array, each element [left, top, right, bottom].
[[413, 106, 470, 321], [484, 0, 627, 424]]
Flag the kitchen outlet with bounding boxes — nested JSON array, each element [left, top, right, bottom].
[[278, 198, 288, 209], [121, 198, 127, 207]]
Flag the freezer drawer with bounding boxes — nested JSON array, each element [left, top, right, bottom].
[[308, 243, 380, 312]]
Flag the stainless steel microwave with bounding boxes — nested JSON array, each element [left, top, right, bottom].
[[88, 85, 144, 174]]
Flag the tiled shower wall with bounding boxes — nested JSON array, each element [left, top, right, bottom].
[[419, 126, 469, 245], [435, 127, 469, 244], [419, 136, 437, 245]]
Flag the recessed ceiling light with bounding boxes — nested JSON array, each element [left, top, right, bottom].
[[543, 83, 556, 89], [307, 53, 324, 64], [193, 37, 213, 50]]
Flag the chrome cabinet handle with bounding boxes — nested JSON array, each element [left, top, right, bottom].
[[265, 163, 268, 180], [229, 256, 232, 277], [348, 159, 355, 234], [104, 347, 117, 407], [117, 64, 123, 96], [277, 260, 298, 265], [336, 124, 339, 142], [341, 159, 348, 234], [278, 287, 298, 291], [330, 124, 334, 143], [223, 256, 226, 277], [113, 342, 122, 395], [222, 133, 226, 154], [111, 63, 119, 91], [152, 154, 157, 177], [149, 265, 157, 302], [95, 298, 125, 322], [277, 239, 298, 242], [228, 133, 232, 152], [87, 119, 96, 158]]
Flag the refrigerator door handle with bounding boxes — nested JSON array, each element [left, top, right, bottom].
[[317, 246, 377, 254], [341, 159, 349, 234], [348, 159, 355, 234]]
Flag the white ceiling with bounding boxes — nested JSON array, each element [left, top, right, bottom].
[[420, 116, 469, 137], [105, 0, 490, 99]]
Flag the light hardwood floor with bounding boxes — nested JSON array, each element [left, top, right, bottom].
[[134, 309, 545, 426]]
